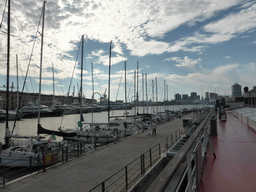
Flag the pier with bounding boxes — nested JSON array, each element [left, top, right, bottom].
[[0, 113, 198, 192]]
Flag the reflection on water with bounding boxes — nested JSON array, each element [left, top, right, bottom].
[[0, 105, 212, 143]]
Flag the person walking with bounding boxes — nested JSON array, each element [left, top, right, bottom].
[[152, 122, 157, 135]]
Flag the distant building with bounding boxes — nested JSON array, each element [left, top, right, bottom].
[[210, 92, 218, 99], [175, 93, 181, 101], [232, 83, 242, 97], [182, 94, 189, 100], [191, 92, 197, 100], [196, 95, 200, 100], [205, 92, 209, 101]]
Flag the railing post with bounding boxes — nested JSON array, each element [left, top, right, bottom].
[[149, 148, 152, 166], [77, 143, 79, 157], [3, 165, 5, 186], [171, 134, 173, 144], [107, 134, 108, 145], [143, 154, 145, 173], [140, 155, 143, 174], [159, 143, 161, 157], [101, 181, 105, 192], [29, 156, 32, 173], [175, 130, 177, 141], [166, 137, 168, 149], [66, 146, 68, 162], [125, 165, 128, 189], [80, 143, 83, 155], [43, 154, 46, 172], [62, 147, 64, 163], [38, 154, 40, 173]]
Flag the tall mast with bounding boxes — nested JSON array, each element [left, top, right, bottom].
[[125, 61, 127, 119], [107, 41, 112, 122], [5, 0, 11, 147], [91, 63, 94, 127], [142, 73, 144, 114], [16, 55, 19, 110], [38, 1, 46, 127], [80, 35, 84, 124], [134, 70, 136, 115], [164, 80, 166, 111], [145, 74, 148, 114], [136, 61, 139, 115], [52, 63, 55, 103], [152, 79, 154, 113], [155, 77, 158, 114]]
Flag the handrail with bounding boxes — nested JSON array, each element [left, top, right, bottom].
[[146, 108, 214, 192]]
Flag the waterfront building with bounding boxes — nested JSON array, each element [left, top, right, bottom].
[[191, 92, 197, 100], [232, 83, 242, 97], [175, 93, 181, 101], [0, 90, 94, 110], [205, 92, 209, 101], [210, 92, 218, 99], [182, 94, 188, 100]]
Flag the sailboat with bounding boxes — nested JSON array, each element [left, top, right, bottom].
[[0, 1, 62, 167]]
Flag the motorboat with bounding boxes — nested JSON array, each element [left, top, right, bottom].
[[20, 102, 63, 118]]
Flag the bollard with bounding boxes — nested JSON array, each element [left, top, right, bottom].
[[166, 137, 168, 149], [159, 143, 161, 157]]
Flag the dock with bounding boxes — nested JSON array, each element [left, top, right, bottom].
[[0, 113, 197, 192]]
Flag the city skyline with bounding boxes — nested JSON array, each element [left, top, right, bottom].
[[1, 1, 256, 102]]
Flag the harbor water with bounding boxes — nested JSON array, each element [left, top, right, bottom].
[[0, 104, 212, 144]]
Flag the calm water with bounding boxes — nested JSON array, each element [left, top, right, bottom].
[[0, 104, 212, 144]]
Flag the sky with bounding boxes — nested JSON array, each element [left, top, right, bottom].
[[0, 0, 256, 102]]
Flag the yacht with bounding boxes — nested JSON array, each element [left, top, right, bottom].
[[20, 102, 63, 118]]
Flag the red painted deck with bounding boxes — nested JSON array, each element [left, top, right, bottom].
[[199, 111, 256, 192]]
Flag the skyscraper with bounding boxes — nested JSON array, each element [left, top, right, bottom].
[[232, 83, 242, 97]]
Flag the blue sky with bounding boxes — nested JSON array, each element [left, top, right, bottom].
[[0, 0, 256, 102]]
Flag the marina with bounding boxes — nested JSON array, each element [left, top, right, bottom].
[[0, 110, 200, 191], [1, 0, 256, 192]]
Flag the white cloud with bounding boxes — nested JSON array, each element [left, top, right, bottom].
[[164, 56, 201, 68], [224, 56, 231, 59]]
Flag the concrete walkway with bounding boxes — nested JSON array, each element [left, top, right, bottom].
[[1, 113, 197, 192]]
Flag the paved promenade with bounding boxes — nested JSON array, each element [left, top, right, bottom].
[[1, 113, 197, 192]]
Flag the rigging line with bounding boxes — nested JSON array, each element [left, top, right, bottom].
[[0, 0, 7, 29], [67, 40, 81, 96], [12, 6, 44, 133], [115, 66, 124, 101]]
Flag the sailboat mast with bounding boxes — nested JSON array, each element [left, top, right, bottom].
[[108, 41, 112, 122], [91, 63, 94, 126], [125, 61, 127, 119], [136, 62, 139, 115], [5, 0, 11, 147], [38, 1, 46, 126], [16, 55, 19, 110], [52, 63, 55, 103], [145, 74, 148, 114], [80, 35, 84, 123]]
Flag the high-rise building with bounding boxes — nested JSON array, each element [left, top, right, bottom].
[[191, 92, 197, 100], [210, 92, 218, 99], [232, 83, 242, 97], [182, 94, 188, 100], [175, 93, 181, 100], [205, 92, 209, 101]]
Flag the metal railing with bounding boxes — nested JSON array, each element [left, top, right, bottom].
[[146, 108, 214, 192], [89, 143, 161, 192], [0, 142, 93, 186]]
